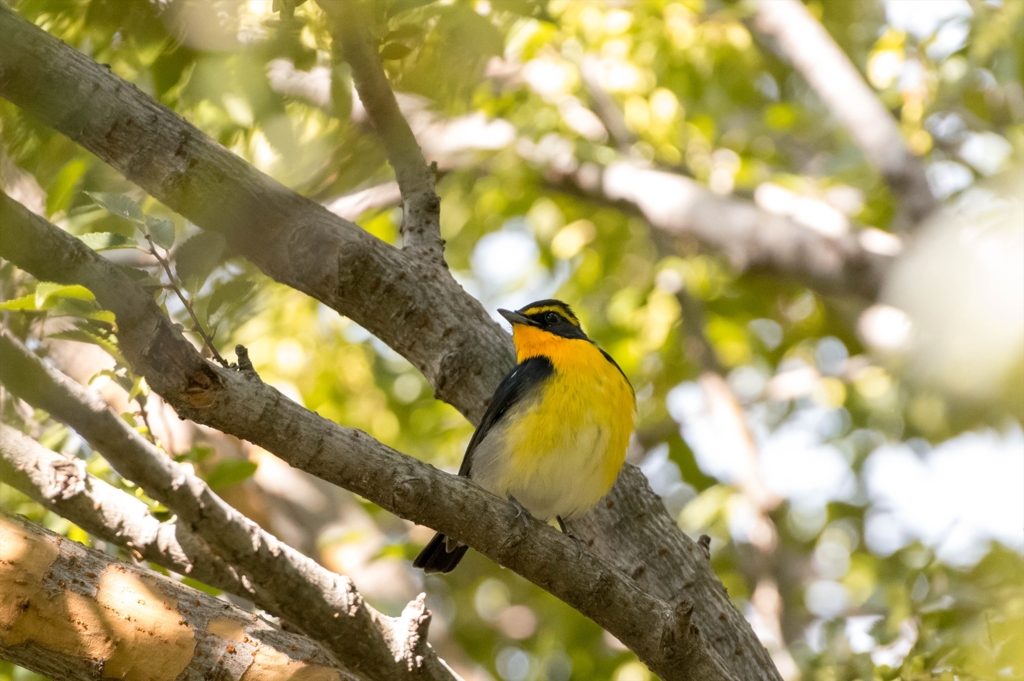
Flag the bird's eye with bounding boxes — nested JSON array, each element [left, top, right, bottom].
[[545, 312, 560, 324]]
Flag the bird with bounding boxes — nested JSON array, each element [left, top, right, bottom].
[[413, 299, 635, 573]]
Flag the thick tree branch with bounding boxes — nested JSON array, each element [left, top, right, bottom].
[[0, 423, 253, 603], [319, 0, 444, 261], [0, 3, 511, 421], [0, 509, 355, 681], [751, 0, 936, 226], [0, 329, 457, 681], [0, 190, 748, 680]]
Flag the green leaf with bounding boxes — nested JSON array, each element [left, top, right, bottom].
[[204, 459, 258, 490], [85, 192, 144, 222], [0, 294, 38, 310], [379, 42, 413, 60], [145, 216, 176, 250], [174, 232, 226, 294], [180, 576, 222, 597], [47, 158, 89, 216], [90, 369, 134, 393], [126, 375, 147, 402], [51, 297, 103, 319], [79, 232, 138, 251], [48, 328, 128, 367], [174, 446, 214, 464], [206, 278, 255, 324], [86, 310, 117, 325], [117, 265, 162, 289], [384, 25, 423, 42], [35, 283, 96, 308], [38, 423, 70, 451], [386, 0, 438, 18]]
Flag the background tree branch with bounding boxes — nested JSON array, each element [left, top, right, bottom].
[[750, 0, 936, 227], [543, 159, 893, 299], [322, 86, 897, 299]]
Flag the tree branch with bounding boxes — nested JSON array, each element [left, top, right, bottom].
[[750, 0, 936, 226], [525, 157, 892, 299], [320, 0, 444, 262], [0, 509, 356, 681], [0, 329, 457, 681], [0, 3, 511, 420], [0, 423, 252, 603], [0, 189, 750, 680]]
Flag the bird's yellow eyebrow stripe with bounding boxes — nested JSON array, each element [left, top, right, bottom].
[[520, 305, 580, 327]]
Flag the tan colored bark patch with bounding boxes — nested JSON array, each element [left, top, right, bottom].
[[96, 567, 196, 680], [0, 516, 59, 633], [0, 517, 195, 680], [0, 516, 112, 661], [241, 643, 343, 681], [208, 616, 247, 641], [210, 616, 344, 680]]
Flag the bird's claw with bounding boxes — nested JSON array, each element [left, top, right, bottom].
[[557, 516, 586, 561], [508, 495, 531, 530]]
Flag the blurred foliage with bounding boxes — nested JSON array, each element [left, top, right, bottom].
[[1, 0, 1022, 680]]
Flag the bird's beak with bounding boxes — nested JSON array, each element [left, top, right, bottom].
[[498, 309, 537, 327]]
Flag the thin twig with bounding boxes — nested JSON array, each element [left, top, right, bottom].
[[319, 0, 444, 261], [135, 393, 157, 446], [0, 272, 7, 422], [143, 233, 228, 367]]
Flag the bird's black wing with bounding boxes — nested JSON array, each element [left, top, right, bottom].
[[457, 356, 554, 478], [599, 347, 634, 397]]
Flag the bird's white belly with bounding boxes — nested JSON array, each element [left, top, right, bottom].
[[470, 413, 615, 521]]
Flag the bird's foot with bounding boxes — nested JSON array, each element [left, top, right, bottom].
[[508, 495, 531, 530], [557, 516, 586, 561], [556, 515, 575, 538]]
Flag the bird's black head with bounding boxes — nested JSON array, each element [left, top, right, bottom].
[[498, 299, 589, 340]]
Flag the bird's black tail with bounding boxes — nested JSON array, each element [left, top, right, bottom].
[[413, 532, 468, 574]]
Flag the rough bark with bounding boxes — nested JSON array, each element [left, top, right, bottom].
[[569, 467, 780, 681], [0, 328, 458, 681], [0, 509, 355, 681], [0, 189, 752, 680], [751, 0, 936, 226]]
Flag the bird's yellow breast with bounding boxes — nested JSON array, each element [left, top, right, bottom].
[[485, 326, 635, 519]]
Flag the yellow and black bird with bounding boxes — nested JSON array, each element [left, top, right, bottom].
[[414, 299, 636, 573]]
